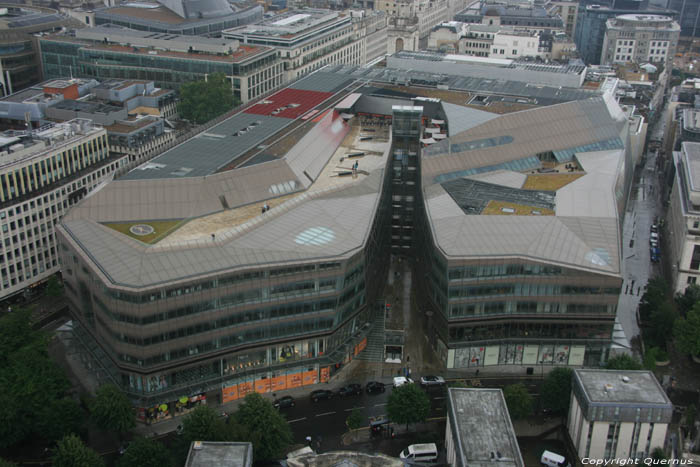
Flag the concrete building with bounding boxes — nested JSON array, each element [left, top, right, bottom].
[[446, 388, 524, 467], [39, 26, 282, 104], [0, 4, 84, 95], [185, 441, 253, 467], [574, 5, 675, 65], [351, 10, 388, 65], [94, 0, 262, 36], [667, 142, 700, 292], [600, 14, 680, 66], [0, 119, 127, 300], [547, 0, 579, 38], [455, 4, 564, 33], [223, 9, 365, 82], [568, 369, 672, 460], [386, 51, 588, 88]]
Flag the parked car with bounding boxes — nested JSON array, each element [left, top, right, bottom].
[[338, 383, 362, 397], [420, 375, 446, 387], [651, 247, 661, 263], [651, 224, 659, 233], [393, 376, 414, 388], [365, 381, 386, 394], [310, 389, 333, 402], [273, 395, 295, 409]]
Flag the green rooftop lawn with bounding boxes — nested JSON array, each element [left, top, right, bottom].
[[103, 220, 183, 244]]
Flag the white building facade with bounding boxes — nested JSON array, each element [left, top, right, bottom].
[[668, 142, 700, 292], [568, 370, 672, 461], [0, 120, 127, 300], [601, 14, 680, 66]]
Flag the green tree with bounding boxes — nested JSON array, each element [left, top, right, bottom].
[[178, 72, 238, 124], [674, 303, 700, 356], [346, 408, 364, 441], [648, 302, 677, 349], [639, 278, 668, 323], [540, 367, 573, 414], [643, 347, 658, 371], [686, 404, 697, 438], [651, 447, 668, 461], [387, 383, 431, 429], [90, 384, 135, 436], [676, 283, 700, 315], [36, 397, 86, 442], [181, 405, 228, 442], [0, 459, 17, 467], [230, 392, 293, 461], [46, 275, 63, 297], [52, 434, 105, 467], [605, 354, 642, 370], [503, 383, 533, 420], [117, 437, 174, 467]]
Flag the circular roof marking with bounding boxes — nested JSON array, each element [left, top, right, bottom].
[[130, 224, 155, 236]]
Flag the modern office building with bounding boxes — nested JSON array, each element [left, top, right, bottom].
[[0, 119, 127, 300], [600, 14, 680, 65], [223, 9, 364, 82], [446, 388, 524, 467], [668, 142, 700, 292], [651, 0, 700, 37], [568, 369, 672, 460], [574, 5, 675, 65], [93, 0, 262, 36], [56, 64, 641, 407], [416, 83, 643, 369], [39, 26, 282, 104], [0, 4, 83, 95]]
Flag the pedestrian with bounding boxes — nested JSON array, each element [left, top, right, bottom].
[[306, 435, 312, 447], [475, 369, 480, 377]]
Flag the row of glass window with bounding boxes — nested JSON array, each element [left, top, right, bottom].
[[449, 301, 614, 317], [448, 283, 620, 299], [448, 263, 564, 280], [448, 321, 613, 343]]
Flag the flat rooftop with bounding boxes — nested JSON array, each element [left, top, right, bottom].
[[227, 8, 342, 37], [574, 369, 671, 405], [84, 42, 270, 64], [448, 388, 524, 467], [185, 441, 252, 467]]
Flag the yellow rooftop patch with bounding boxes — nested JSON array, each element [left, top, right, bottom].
[[482, 200, 555, 216], [523, 173, 585, 191], [103, 220, 183, 244]]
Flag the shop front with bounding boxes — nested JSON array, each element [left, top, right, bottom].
[[138, 392, 208, 424]]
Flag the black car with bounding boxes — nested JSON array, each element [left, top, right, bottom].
[[310, 389, 333, 402], [273, 395, 295, 409], [365, 381, 386, 394], [338, 384, 362, 397]]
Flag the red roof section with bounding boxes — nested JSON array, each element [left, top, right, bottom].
[[244, 88, 334, 119]]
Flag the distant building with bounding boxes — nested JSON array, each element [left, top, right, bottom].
[[668, 142, 700, 291], [455, 4, 564, 32], [39, 26, 282, 104], [600, 14, 680, 65], [94, 0, 262, 36], [0, 4, 84, 95], [574, 5, 675, 65], [446, 388, 525, 467], [185, 441, 253, 467], [651, 0, 700, 37], [0, 119, 127, 300], [568, 369, 672, 460], [223, 9, 365, 82], [547, 0, 579, 38]]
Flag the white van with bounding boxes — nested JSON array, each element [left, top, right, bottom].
[[399, 443, 438, 463], [541, 450, 569, 467]]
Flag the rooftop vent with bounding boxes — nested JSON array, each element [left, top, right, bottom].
[[621, 376, 630, 383], [604, 383, 614, 392]]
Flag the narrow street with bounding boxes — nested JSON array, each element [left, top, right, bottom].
[[616, 101, 668, 350]]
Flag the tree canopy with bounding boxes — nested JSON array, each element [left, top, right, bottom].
[[178, 73, 238, 124], [346, 408, 364, 431], [117, 437, 174, 467], [676, 283, 700, 316], [175, 405, 230, 462], [674, 303, 700, 356], [90, 383, 135, 436], [52, 434, 105, 467], [605, 354, 642, 370], [0, 308, 84, 449], [0, 459, 17, 467], [503, 383, 533, 420], [230, 392, 293, 462], [540, 368, 573, 414], [387, 383, 431, 428]]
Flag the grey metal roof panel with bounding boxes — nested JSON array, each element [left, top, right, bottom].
[[289, 71, 354, 93], [121, 114, 292, 180], [441, 102, 498, 136]]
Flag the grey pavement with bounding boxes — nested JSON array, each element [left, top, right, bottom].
[[615, 100, 668, 351]]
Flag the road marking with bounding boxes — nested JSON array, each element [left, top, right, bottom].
[[436, 407, 443, 410], [288, 417, 307, 423], [316, 412, 336, 417], [344, 407, 365, 411], [374, 403, 387, 407], [433, 397, 445, 400]]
